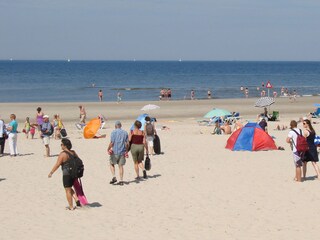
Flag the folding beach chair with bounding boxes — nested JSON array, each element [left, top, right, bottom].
[[225, 112, 241, 124], [269, 111, 279, 121], [311, 108, 320, 118]]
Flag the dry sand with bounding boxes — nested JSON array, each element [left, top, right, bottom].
[[0, 96, 320, 240]]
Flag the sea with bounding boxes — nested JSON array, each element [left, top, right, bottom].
[[0, 60, 320, 103]]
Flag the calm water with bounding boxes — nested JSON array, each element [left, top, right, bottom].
[[0, 60, 320, 102]]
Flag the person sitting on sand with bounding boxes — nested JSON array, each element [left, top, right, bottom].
[[211, 121, 222, 135], [220, 121, 231, 135], [258, 118, 268, 132], [233, 120, 243, 132], [274, 124, 288, 131], [257, 107, 272, 121], [48, 138, 81, 210]]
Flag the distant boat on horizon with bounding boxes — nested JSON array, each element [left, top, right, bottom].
[[179, 58, 182, 62], [67, 59, 71, 62]]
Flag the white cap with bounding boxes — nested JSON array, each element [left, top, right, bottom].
[[43, 115, 49, 118], [303, 116, 308, 120]]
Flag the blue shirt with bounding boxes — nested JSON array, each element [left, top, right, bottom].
[[110, 128, 128, 155], [9, 120, 18, 133], [41, 122, 52, 136]]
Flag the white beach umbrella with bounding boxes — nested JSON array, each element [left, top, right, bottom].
[[141, 104, 160, 111], [254, 97, 275, 108]]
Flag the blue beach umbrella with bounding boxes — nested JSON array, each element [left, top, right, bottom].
[[203, 108, 232, 118]]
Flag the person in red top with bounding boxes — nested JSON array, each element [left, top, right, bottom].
[[129, 120, 148, 179]]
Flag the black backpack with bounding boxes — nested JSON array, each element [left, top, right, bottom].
[[65, 151, 84, 178]]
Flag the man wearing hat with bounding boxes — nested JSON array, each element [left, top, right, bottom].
[[41, 115, 53, 157], [107, 121, 129, 186]]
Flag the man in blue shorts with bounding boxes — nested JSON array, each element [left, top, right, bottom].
[[107, 121, 129, 186]]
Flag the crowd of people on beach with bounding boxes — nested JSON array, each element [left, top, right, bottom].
[[240, 84, 299, 100], [204, 103, 320, 184], [1, 101, 319, 211], [0, 105, 159, 210]]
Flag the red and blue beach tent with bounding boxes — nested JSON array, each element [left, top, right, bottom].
[[226, 122, 277, 151]]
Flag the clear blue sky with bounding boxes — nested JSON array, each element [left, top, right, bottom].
[[1, 0, 319, 60]]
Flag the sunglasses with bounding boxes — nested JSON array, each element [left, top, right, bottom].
[[303, 122, 307, 125]]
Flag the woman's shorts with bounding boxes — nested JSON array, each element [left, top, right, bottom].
[[63, 174, 74, 188], [130, 144, 144, 163]]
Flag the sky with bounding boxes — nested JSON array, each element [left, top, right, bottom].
[[0, 0, 319, 61]]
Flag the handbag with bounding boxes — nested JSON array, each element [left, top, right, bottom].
[[145, 154, 151, 171]]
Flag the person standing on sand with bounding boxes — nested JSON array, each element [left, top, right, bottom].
[[24, 117, 31, 139], [48, 139, 81, 210], [301, 119, 320, 179], [7, 114, 19, 157], [98, 89, 103, 102], [41, 115, 52, 157], [286, 120, 303, 182], [107, 121, 129, 186], [0, 117, 6, 157], [129, 120, 148, 179], [36, 107, 44, 137], [79, 105, 86, 124], [144, 116, 157, 155]]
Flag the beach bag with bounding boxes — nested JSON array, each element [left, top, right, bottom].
[[292, 129, 309, 153], [145, 154, 151, 171], [65, 151, 84, 179], [314, 135, 320, 146], [60, 128, 67, 138]]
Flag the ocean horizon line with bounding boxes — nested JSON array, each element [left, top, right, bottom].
[[1, 59, 320, 62]]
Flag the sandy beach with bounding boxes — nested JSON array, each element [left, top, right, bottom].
[[1, 96, 320, 240]]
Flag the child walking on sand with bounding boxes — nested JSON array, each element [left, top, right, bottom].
[[30, 125, 36, 139], [24, 117, 31, 139]]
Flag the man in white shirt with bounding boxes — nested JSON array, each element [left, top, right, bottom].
[[286, 120, 302, 182]]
